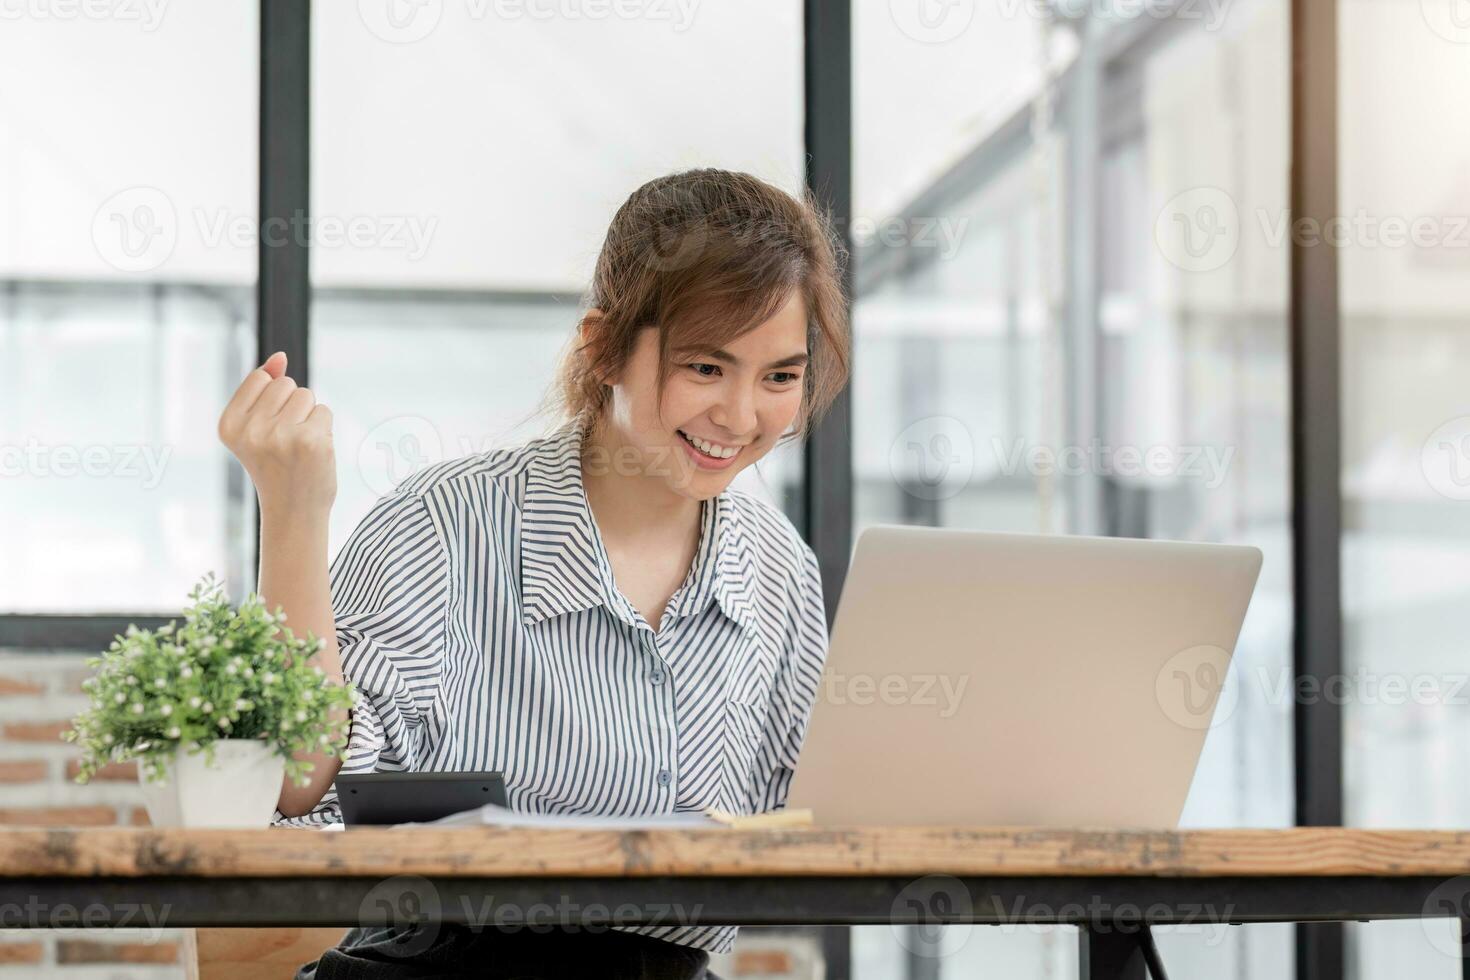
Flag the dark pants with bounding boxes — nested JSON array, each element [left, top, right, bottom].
[[295, 923, 718, 980]]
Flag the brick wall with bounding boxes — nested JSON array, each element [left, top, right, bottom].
[[0, 650, 187, 978], [0, 650, 823, 979]]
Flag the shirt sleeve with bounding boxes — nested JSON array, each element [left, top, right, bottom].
[[745, 540, 829, 814], [272, 488, 451, 829]]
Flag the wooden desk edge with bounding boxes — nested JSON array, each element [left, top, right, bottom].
[[6, 826, 1470, 879]]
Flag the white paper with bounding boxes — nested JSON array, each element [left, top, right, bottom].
[[422, 803, 718, 830], [318, 802, 719, 831]]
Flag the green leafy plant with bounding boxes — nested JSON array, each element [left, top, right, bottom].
[[65, 572, 356, 786]]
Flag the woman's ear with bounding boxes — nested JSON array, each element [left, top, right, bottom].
[[579, 309, 617, 388], [578, 308, 604, 345]]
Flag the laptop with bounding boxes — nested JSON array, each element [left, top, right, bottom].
[[786, 525, 1263, 827]]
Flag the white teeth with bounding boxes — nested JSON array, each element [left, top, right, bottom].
[[680, 431, 739, 460]]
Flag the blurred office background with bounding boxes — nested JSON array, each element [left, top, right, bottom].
[[3, 0, 1469, 976]]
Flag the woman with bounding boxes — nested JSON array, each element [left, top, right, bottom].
[[218, 169, 850, 979]]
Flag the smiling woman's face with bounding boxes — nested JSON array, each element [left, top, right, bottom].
[[591, 289, 809, 501]]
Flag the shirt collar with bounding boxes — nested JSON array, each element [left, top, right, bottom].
[[519, 419, 757, 634]]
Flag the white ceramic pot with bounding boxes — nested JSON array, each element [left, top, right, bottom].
[[136, 738, 285, 828]]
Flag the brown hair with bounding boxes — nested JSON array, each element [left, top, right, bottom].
[[552, 168, 850, 443]]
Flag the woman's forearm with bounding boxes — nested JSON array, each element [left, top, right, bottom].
[[258, 503, 347, 818]]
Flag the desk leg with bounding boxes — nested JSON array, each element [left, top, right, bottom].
[[820, 927, 852, 980], [1078, 925, 1146, 980], [1461, 916, 1470, 980]]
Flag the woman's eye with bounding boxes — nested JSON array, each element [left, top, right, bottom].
[[768, 372, 801, 385], [688, 363, 720, 377]]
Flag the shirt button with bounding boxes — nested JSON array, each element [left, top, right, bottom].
[[656, 769, 672, 788], [650, 669, 666, 685]]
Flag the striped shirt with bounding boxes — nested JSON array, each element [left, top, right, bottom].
[[272, 417, 830, 954]]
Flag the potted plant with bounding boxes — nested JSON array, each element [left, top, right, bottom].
[[65, 572, 356, 828]]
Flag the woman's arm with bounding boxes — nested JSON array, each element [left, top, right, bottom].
[[259, 503, 347, 817], [217, 351, 345, 818]]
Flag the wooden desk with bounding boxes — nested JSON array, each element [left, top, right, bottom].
[[5, 826, 1470, 979]]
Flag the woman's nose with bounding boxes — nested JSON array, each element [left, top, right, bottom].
[[710, 386, 757, 436]]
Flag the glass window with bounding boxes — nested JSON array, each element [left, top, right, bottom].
[[854, 1, 1292, 974], [309, 2, 807, 555], [0, 7, 258, 612], [1340, 0, 1470, 973]]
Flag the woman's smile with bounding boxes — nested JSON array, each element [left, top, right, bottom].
[[675, 428, 745, 470]]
